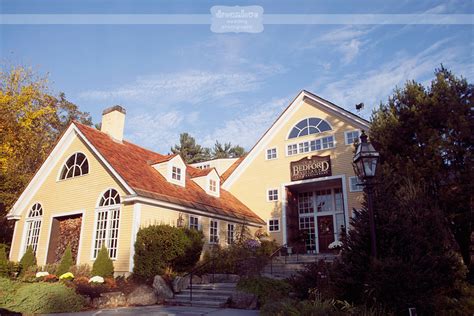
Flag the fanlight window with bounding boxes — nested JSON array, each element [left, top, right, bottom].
[[288, 118, 332, 139], [25, 203, 43, 254], [60, 153, 89, 180], [93, 189, 121, 259], [99, 188, 121, 207]]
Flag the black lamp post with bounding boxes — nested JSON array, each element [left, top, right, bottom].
[[353, 130, 380, 258]]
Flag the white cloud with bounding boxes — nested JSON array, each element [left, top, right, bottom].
[[200, 97, 289, 150], [125, 110, 183, 153], [79, 70, 262, 106], [301, 26, 372, 64], [314, 39, 473, 118]]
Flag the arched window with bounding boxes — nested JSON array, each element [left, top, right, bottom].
[[288, 118, 332, 139], [93, 189, 121, 259], [60, 153, 89, 180], [24, 203, 42, 254]]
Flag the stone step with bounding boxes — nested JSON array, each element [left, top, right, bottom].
[[179, 289, 235, 296], [173, 293, 231, 301], [166, 298, 226, 308], [189, 283, 237, 290]]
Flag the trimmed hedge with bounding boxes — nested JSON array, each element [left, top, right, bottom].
[[133, 225, 204, 279]]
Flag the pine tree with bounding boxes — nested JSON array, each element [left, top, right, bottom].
[[91, 245, 114, 278], [19, 245, 37, 275], [56, 244, 74, 276]]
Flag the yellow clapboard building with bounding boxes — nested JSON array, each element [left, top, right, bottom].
[[7, 90, 368, 274]]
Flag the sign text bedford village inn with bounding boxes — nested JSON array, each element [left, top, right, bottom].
[[290, 155, 332, 181]]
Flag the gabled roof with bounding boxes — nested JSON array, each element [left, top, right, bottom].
[[74, 123, 264, 225], [221, 156, 245, 182], [222, 90, 370, 189]]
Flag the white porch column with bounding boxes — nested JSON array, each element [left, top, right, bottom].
[[281, 184, 288, 245], [128, 203, 142, 272]]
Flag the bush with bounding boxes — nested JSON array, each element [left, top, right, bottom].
[[70, 264, 91, 278], [57, 245, 74, 276], [133, 225, 190, 280], [0, 244, 9, 277], [202, 240, 277, 276], [40, 263, 59, 276], [92, 245, 114, 278], [237, 276, 292, 307], [173, 228, 204, 272], [289, 260, 335, 300], [0, 279, 84, 313], [19, 246, 36, 275]]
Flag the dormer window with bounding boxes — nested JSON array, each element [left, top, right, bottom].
[[172, 166, 182, 181], [209, 179, 217, 192], [151, 155, 186, 187]]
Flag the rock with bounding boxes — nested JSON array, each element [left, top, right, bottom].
[[229, 290, 258, 309], [191, 275, 202, 284], [211, 273, 240, 283], [152, 275, 174, 299], [91, 291, 127, 309], [172, 275, 190, 293], [127, 285, 158, 306], [200, 274, 211, 284]]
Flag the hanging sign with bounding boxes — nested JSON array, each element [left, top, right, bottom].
[[290, 155, 331, 181]]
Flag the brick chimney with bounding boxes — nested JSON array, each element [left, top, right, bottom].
[[101, 105, 126, 142]]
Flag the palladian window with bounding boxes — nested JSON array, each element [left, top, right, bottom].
[[288, 118, 332, 139], [60, 153, 89, 180], [24, 203, 43, 254], [93, 189, 121, 259]]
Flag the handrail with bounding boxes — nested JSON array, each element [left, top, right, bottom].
[[180, 254, 259, 302]]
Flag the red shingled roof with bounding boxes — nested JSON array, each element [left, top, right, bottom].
[[74, 122, 264, 225], [221, 156, 245, 182]]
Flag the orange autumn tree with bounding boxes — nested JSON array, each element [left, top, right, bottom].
[[0, 65, 93, 244]]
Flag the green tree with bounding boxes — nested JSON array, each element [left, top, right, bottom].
[[91, 245, 114, 278], [171, 132, 211, 163], [19, 245, 37, 275], [0, 65, 93, 245], [56, 245, 74, 276], [333, 67, 472, 314], [212, 141, 246, 159], [369, 66, 473, 278]]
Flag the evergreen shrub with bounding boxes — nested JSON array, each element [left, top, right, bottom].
[[2, 281, 84, 313], [19, 246, 36, 275], [0, 244, 9, 277], [56, 245, 74, 276], [133, 224, 191, 279], [173, 228, 204, 272], [92, 245, 114, 278]]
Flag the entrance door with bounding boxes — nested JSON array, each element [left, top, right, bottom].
[[317, 215, 334, 252]]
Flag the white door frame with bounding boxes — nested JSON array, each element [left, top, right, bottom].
[[281, 174, 349, 249]]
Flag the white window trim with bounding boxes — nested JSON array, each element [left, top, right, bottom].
[[285, 135, 336, 157], [285, 117, 334, 140], [91, 189, 122, 260], [56, 151, 91, 182], [265, 147, 278, 160], [209, 219, 219, 244], [349, 176, 363, 192], [344, 130, 360, 145], [266, 188, 279, 202], [267, 218, 280, 232], [18, 202, 43, 260]]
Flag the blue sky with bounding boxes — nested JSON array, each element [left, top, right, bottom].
[[1, 0, 473, 153]]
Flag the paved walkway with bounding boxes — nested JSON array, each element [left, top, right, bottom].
[[42, 305, 259, 316]]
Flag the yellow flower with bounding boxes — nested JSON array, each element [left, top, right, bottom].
[[59, 272, 74, 280]]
